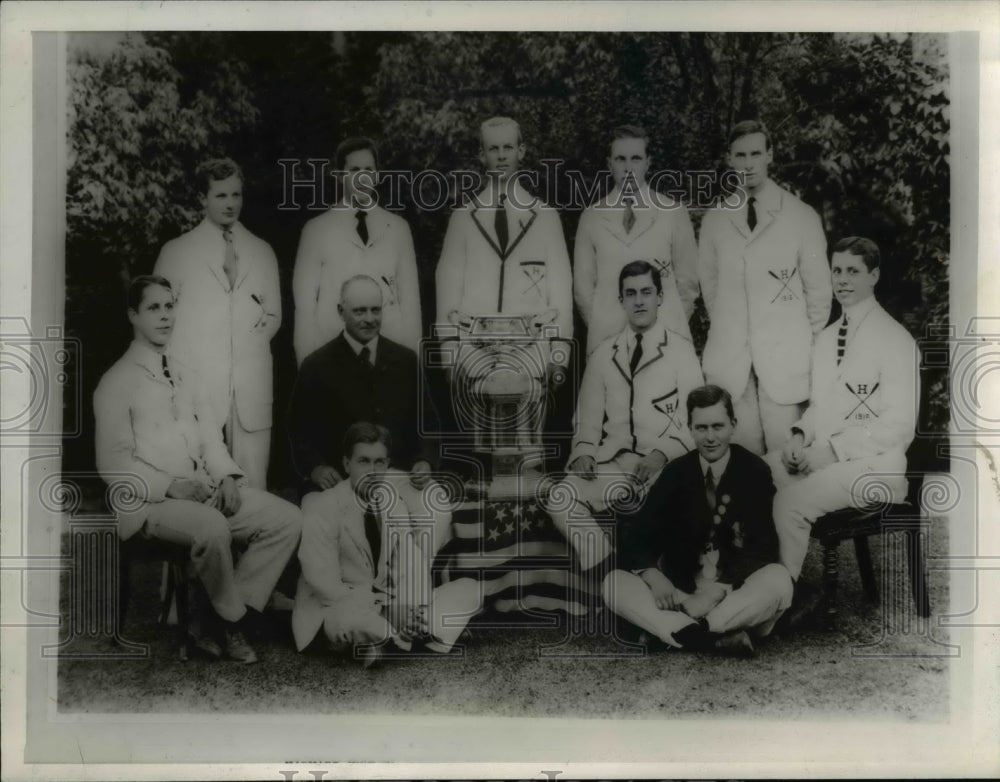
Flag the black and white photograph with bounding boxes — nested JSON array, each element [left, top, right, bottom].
[[2, 1, 998, 779]]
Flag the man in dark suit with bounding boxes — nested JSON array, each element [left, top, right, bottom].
[[603, 385, 793, 656], [287, 274, 449, 549]]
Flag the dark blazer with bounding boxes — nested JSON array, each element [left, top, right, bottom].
[[287, 333, 437, 479], [618, 444, 778, 593]]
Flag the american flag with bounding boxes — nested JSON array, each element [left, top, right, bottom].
[[435, 498, 600, 618]]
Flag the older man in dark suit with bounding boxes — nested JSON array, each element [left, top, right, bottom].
[[603, 385, 793, 656], [288, 274, 448, 548]]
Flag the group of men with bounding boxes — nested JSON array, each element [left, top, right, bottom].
[[93, 115, 919, 664]]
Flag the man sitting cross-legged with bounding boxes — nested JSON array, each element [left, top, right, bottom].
[[603, 385, 793, 657], [292, 422, 481, 666], [544, 260, 704, 573], [94, 275, 302, 663]]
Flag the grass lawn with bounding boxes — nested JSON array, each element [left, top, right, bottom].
[[57, 515, 951, 722]]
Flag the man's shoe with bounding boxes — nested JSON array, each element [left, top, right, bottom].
[[359, 644, 383, 669], [671, 618, 714, 652], [779, 582, 825, 633], [713, 629, 757, 659], [223, 628, 258, 664], [187, 630, 223, 660]]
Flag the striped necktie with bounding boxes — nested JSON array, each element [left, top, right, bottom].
[[836, 315, 848, 365], [623, 197, 636, 233]]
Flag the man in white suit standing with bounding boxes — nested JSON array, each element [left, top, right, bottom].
[[293, 136, 422, 365], [544, 261, 704, 572], [765, 237, 919, 582], [699, 120, 832, 455], [574, 124, 699, 355], [435, 116, 573, 342], [154, 158, 281, 489]]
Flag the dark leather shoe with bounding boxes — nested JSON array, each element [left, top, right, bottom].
[[713, 629, 757, 658], [187, 630, 222, 660], [780, 582, 825, 632], [223, 629, 258, 664]]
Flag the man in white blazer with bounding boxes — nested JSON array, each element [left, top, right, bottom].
[[699, 120, 832, 455], [765, 237, 919, 581], [292, 422, 481, 665], [435, 116, 573, 343], [293, 136, 422, 364], [544, 261, 704, 571], [95, 276, 302, 663], [154, 158, 281, 489], [574, 124, 699, 355]]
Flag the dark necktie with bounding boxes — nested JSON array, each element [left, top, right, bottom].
[[161, 354, 173, 386], [705, 466, 717, 511], [358, 345, 372, 367], [746, 196, 757, 231], [629, 332, 644, 375], [364, 502, 381, 571], [495, 194, 508, 255], [222, 227, 237, 288], [836, 315, 849, 366], [356, 210, 369, 245], [623, 197, 636, 234]]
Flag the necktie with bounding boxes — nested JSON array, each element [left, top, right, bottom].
[[629, 332, 644, 375], [705, 466, 717, 511], [356, 210, 369, 245], [747, 196, 757, 231], [161, 354, 173, 385], [364, 502, 381, 572], [836, 315, 848, 365], [222, 227, 237, 289], [623, 197, 636, 234], [495, 194, 508, 255], [359, 345, 371, 366]]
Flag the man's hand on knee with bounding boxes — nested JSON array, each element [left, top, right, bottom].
[[800, 442, 837, 474], [781, 432, 805, 474], [640, 569, 683, 611], [680, 583, 727, 619], [166, 478, 212, 504], [568, 455, 597, 480]]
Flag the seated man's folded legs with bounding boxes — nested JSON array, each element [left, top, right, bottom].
[[601, 569, 692, 648], [227, 487, 303, 613], [545, 471, 624, 570], [143, 498, 246, 623], [704, 563, 793, 636]]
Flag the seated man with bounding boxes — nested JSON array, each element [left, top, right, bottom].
[[292, 422, 481, 665], [766, 237, 918, 587], [287, 274, 449, 550], [544, 260, 704, 571], [94, 275, 302, 663], [604, 385, 793, 656]]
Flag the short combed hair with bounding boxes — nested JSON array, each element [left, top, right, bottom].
[[335, 136, 380, 172], [339, 273, 381, 302], [195, 157, 243, 195], [127, 275, 172, 311], [728, 119, 772, 151], [343, 421, 392, 460], [611, 124, 649, 147], [686, 384, 735, 424], [832, 236, 881, 272], [480, 116, 522, 146], [618, 260, 662, 297]]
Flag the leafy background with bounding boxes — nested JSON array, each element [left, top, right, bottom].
[[63, 31, 950, 488]]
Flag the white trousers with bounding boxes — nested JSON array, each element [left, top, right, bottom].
[[225, 400, 271, 490], [602, 564, 793, 646], [142, 488, 302, 622], [733, 368, 804, 456], [545, 452, 662, 570], [764, 450, 908, 580]]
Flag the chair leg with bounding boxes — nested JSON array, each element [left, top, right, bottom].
[[853, 536, 879, 603], [172, 562, 190, 661], [822, 540, 839, 631], [905, 528, 931, 618]]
